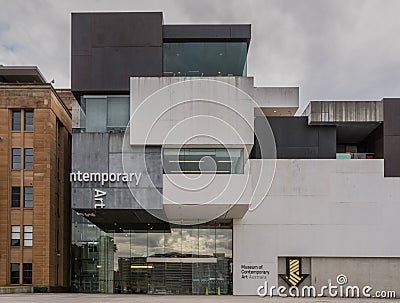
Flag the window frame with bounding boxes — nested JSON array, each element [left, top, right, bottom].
[[10, 263, 20, 284], [11, 225, 21, 247], [12, 110, 21, 131], [11, 187, 21, 208], [23, 225, 33, 247], [22, 263, 32, 284], [24, 110, 34, 131], [12, 148, 21, 170], [24, 148, 34, 170], [24, 186, 33, 208]]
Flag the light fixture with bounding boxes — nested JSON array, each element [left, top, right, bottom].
[[96, 265, 102, 269], [131, 264, 154, 269], [218, 160, 232, 163], [273, 110, 277, 113]]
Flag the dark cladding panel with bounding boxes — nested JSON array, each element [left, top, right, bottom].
[[383, 98, 400, 177], [71, 13, 92, 55], [92, 12, 163, 47], [163, 24, 251, 43], [71, 12, 163, 96], [318, 127, 337, 158], [384, 136, 400, 177], [252, 116, 336, 159], [71, 55, 91, 93], [91, 47, 162, 91], [384, 98, 400, 136]]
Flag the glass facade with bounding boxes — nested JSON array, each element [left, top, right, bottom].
[[163, 148, 244, 174], [72, 211, 232, 295], [163, 42, 247, 77], [78, 95, 130, 133]]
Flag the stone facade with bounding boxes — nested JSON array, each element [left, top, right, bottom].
[[0, 83, 72, 290]]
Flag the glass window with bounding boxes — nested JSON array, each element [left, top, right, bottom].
[[10, 263, 20, 284], [107, 96, 130, 131], [24, 110, 34, 131], [12, 148, 21, 169], [23, 263, 32, 284], [163, 148, 244, 174], [24, 226, 33, 247], [24, 148, 33, 169], [163, 42, 248, 77], [24, 187, 33, 208], [11, 187, 20, 208], [12, 111, 21, 131], [11, 225, 20, 246], [85, 97, 107, 133]]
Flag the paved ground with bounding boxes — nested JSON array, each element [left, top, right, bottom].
[[0, 294, 399, 303]]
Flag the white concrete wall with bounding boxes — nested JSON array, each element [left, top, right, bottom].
[[130, 77, 254, 147], [233, 159, 400, 295], [163, 172, 253, 222], [130, 77, 299, 147]]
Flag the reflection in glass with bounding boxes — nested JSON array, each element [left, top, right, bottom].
[[163, 148, 244, 174], [72, 211, 232, 295], [164, 42, 248, 77]]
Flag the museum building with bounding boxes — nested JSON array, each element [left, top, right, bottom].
[[70, 12, 400, 296]]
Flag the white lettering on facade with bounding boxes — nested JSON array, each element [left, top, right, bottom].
[[94, 189, 106, 209], [69, 171, 143, 186]]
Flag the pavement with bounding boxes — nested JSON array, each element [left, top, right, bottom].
[[0, 294, 399, 303]]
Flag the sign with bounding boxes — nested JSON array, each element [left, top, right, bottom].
[[279, 257, 308, 287], [240, 264, 270, 280], [70, 171, 142, 186]]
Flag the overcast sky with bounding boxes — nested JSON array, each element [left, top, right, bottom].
[[1, 0, 400, 111]]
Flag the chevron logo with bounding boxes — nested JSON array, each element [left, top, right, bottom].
[[279, 257, 309, 287]]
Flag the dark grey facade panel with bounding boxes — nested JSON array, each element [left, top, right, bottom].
[[72, 133, 163, 210], [91, 47, 162, 91], [91, 12, 163, 47], [251, 116, 336, 159], [71, 12, 163, 97], [163, 24, 251, 44], [383, 98, 400, 177], [71, 13, 92, 56], [318, 127, 337, 159]]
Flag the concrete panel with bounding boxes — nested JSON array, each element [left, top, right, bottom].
[[130, 77, 254, 147], [312, 257, 400, 298], [304, 101, 383, 125], [72, 133, 109, 188], [254, 87, 299, 110], [72, 133, 163, 210], [233, 159, 400, 295]]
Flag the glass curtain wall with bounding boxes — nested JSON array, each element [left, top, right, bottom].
[[163, 42, 248, 77], [72, 211, 232, 295]]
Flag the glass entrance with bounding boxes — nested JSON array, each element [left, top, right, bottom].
[[72, 211, 233, 295]]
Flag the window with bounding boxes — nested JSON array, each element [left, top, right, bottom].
[[12, 148, 21, 169], [24, 226, 33, 247], [12, 111, 21, 131], [24, 187, 33, 208], [24, 148, 33, 169], [163, 42, 248, 77], [24, 110, 34, 131], [11, 187, 21, 208], [11, 226, 20, 246], [163, 148, 244, 174], [10, 263, 20, 284], [23, 263, 32, 284]]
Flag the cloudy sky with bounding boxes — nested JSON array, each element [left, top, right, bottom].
[[1, 0, 399, 111]]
